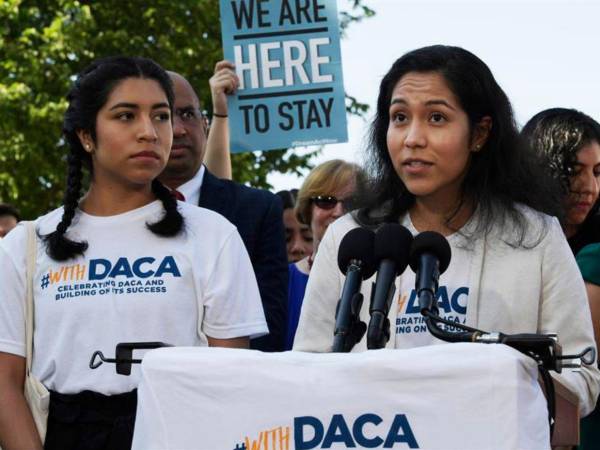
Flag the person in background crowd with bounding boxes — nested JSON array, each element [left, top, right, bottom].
[[285, 160, 366, 350], [203, 60, 236, 180], [0, 203, 20, 238], [521, 108, 600, 255], [521, 108, 600, 449], [293, 45, 599, 416], [276, 189, 312, 263], [577, 242, 600, 448], [158, 66, 288, 352], [0, 56, 267, 450]]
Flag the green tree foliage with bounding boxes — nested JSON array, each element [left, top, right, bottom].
[[0, 0, 373, 218]]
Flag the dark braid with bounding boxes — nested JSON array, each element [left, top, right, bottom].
[[44, 151, 89, 260], [147, 179, 184, 236]]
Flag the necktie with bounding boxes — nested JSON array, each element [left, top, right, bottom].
[[171, 189, 186, 202]]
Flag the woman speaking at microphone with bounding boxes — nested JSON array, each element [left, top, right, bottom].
[[0, 56, 267, 450], [293, 45, 599, 416]]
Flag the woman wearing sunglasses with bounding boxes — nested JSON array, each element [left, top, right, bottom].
[[284, 160, 366, 350], [293, 45, 599, 417]]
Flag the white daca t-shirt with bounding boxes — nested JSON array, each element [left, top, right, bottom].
[[394, 215, 471, 349], [0, 200, 267, 395]]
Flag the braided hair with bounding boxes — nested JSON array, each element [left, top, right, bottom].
[[44, 56, 184, 261], [148, 179, 183, 235]]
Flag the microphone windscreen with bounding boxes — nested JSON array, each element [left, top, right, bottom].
[[337, 227, 376, 279], [408, 231, 452, 274], [374, 223, 413, 275]]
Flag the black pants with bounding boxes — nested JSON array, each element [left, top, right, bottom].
[[44, 389, 137, 450]]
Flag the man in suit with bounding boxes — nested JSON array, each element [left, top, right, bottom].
[[158, 72, 287, 352]]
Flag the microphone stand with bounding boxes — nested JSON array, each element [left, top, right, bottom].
[[332, 259, 367, 353], [419, 298, 596, 439], [90, 342, 172, 375], [332, 291, 367, 352], [416, 289, 596, 371], [366, 266, 396, 350], [420, 307, 595, 372]]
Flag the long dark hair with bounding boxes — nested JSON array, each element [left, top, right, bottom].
[[276, 189, 298, 211], [356, 45, 562, 247], [44, 56, 183, 261], [521, 108, 600, 193], [521, 107, 600, 252]]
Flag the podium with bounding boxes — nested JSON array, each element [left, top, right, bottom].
[[131, 343, 564, 449], [549, 377, 580, 448]]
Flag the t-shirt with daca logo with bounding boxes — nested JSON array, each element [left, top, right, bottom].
[[394, 215, 472, 349], [0, 200, 267, 395]]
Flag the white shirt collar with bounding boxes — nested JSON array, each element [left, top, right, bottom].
[[177, 165, 205, 206]]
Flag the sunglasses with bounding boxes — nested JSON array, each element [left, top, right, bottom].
[[310, 195, 354, 211]]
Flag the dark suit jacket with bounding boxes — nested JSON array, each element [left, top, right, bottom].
[[199, 169, 288, 351]]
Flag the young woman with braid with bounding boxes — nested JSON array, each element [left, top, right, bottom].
[[0, 56, 267, 450]]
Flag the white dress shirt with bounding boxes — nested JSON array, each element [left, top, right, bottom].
[[177, 165, 205, 205]]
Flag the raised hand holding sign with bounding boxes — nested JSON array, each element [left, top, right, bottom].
[[220, 0, 348, 152]]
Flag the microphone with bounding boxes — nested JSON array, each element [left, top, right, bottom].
[[367, 224, 413, 349], [404, 232, 597, 425], [408, 231, 451, 315], [332, 227, 377, 352]]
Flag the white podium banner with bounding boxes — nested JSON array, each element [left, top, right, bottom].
[[132, 343, 549, 450]]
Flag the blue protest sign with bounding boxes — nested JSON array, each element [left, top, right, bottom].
[[219, 0, 348, 153]]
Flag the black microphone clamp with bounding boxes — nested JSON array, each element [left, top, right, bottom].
[[473, 331, 596, 372], [421, 308, 597, 372], [367, 260, 396, 349], [415, 256, 440, 314], [366, 310, 390, 350]]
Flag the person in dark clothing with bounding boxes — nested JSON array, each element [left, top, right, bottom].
[[158, 71, 288, 352]]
